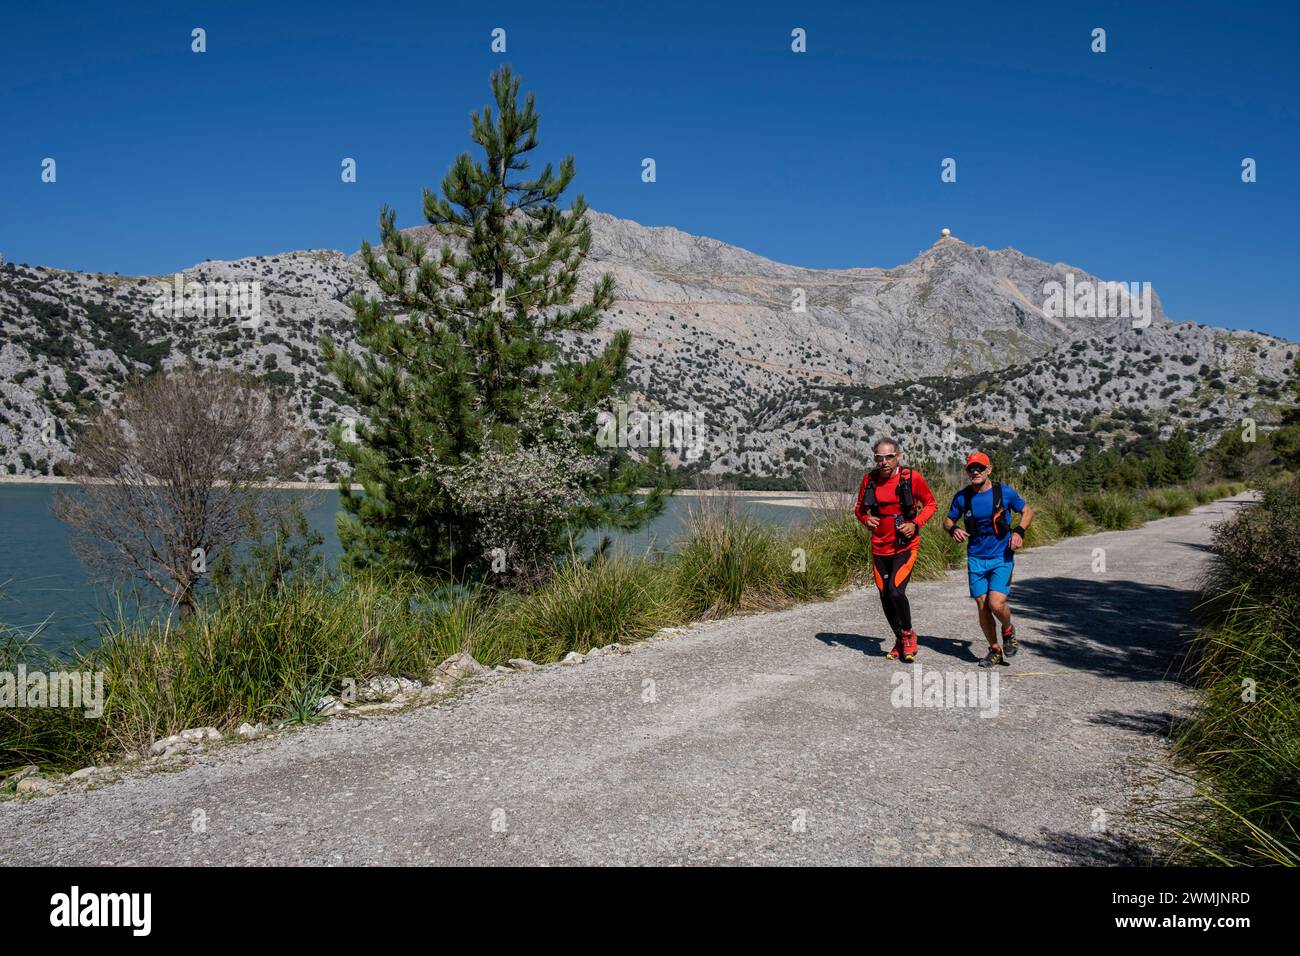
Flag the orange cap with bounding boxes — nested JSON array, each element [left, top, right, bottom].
[[965, 452, 991, 468]]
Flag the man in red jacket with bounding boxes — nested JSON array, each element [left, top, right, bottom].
[[854, 438, 938, 662]]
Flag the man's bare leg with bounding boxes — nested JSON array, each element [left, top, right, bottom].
[[986, 591, 1013, 632], [975, 595, 998, 646]]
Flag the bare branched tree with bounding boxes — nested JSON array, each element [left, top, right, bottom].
[[802, 457, 868, 515], [52, 368, 310, 621]]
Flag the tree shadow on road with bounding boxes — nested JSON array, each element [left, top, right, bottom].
[[1011, 576, 1196, 682], [1087, 709, 1187, 741], [971, 823, 1159, 865]]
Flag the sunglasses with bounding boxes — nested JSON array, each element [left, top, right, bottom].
[[966, 465, 987, 474], [873, 454, 898, 462]]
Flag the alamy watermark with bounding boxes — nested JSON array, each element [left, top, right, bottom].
[[150, 273, 262, 328], [890, 661, 1000, 718], [595, 401, 706, 461], [1042, 273, 1151, 328], [1, 665, 104, 718]]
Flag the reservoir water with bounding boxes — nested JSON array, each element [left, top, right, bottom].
[[0, 484, 813, 655]]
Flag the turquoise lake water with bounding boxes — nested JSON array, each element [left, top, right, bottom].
[[0, 485, 811, 655]]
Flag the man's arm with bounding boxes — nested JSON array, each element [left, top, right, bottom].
[[943, 495, 968, 542], [913, 473, 939, 527], [1009, 490, 1034, 550]]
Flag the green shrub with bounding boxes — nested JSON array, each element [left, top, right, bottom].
[[1030, 488, 1091, 541], [1143, 488, 1195, 518], [493, 555, 680, 662], [672, 500, 793, 617], [1081, 492, 1145, 530], [1158, 478, 1300, 865]]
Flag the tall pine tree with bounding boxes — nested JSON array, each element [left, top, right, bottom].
[[1165, 426, 1199, 483], [1023, 434, 1056, 490], [322, 66, 666, 579]]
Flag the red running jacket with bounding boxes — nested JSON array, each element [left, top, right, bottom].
[[853, 466, 938, 556]]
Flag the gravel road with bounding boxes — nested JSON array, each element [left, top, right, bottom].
[[0, 496, 1247, 866]]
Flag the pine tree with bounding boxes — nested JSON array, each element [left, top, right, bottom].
[[1023, 434, 1056, 490], [1165, 426, 1199, 484], [321, 66, 666, 579], [1144, 445, 1173, 487]]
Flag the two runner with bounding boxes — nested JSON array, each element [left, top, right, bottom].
[[856, 446, 1033, 667]]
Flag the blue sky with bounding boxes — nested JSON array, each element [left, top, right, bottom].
[[1, 0, 1296, 339]]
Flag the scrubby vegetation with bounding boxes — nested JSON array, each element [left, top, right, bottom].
[[1155, 477, 1300, 865]]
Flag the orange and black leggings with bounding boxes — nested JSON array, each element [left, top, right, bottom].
[[872, 548, 918, 639]]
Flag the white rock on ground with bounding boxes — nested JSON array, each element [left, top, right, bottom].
[[16, 777, 59, 796], [180, 727, 223, 743], [148, 735, 184, 756], [357, 676, 422, 702], [436, 652, 489, 679], [149, 727, 222, 756], [507, 658, 538, 671], [561, 651, 585, 664], [236, 722, 269, 739]]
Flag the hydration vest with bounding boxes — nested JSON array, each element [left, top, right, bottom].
[[958, 482, 1010, 539], [860, 467, 917, 521]]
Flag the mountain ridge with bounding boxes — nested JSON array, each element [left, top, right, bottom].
[[0, 210, 1293, 479]]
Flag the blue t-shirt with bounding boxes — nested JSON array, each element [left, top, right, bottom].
[[948, 483, 1027, 560]]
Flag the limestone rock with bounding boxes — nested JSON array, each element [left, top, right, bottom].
[[17, 777, 59, 796], [357, 676, 423, 702], [180, 726, 223, 743], [437, 652, 489, 680]]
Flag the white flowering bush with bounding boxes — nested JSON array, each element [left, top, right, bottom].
[[426, 395, 606, 584]]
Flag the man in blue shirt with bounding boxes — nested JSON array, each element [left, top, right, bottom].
[[942, 452, 1035, 668]]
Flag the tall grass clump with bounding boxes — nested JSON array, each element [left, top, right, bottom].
[[489, 554, 681, 663], [799, 511, 873, 587], [1190, 481, 1248, 506], [1, 573, 473, 770], [1081, 491, 1146, 530], [1143, 488, 1196, 518], [672, 497, 793, 617], [1, 622, 107, 773], [1157, 477, 1300, 865], [1030, 487, 1092, 542]]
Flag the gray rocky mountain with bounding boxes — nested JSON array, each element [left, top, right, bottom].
[[1, 212, 1294, 479]]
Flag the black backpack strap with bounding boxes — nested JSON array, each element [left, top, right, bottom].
[[897, 468, 917, 520], [860, 474, 879, 516], [960, 486, 976, 535]]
